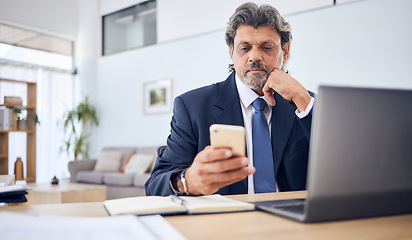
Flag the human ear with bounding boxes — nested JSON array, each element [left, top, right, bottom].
[[282, 43, 290, 62]]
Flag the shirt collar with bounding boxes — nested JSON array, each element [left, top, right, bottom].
[[235, 72, 268, 108]]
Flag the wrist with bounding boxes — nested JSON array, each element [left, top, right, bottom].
[[293, 90, 311, 112], [171, 168, 189, 195]]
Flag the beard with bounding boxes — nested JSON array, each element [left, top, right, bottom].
[[241, 62, 271, 90]]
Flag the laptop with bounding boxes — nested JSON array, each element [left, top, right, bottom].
[[253, 85, 412, 223]]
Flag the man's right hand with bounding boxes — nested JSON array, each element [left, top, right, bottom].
[[183, 146, 255, 195]]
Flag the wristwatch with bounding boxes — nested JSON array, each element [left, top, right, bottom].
[[176, 168, 188, 195]]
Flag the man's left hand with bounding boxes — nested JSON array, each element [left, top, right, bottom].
[[261, 68, 311, 112]]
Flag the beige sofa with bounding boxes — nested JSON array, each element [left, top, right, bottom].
[[68, 146, 158, 200]]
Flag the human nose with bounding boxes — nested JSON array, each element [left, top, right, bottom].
[[248, 47, 263, 63]]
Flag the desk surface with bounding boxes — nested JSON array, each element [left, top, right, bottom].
[[2, 191, 412, 240]]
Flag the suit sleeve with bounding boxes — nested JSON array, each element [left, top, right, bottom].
[[296, 91, 315, 141], [145, 96, 198, 196]]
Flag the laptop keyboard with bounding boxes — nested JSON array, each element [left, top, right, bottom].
[[255, 198, 306, 215], [273, 202, 305, 214]]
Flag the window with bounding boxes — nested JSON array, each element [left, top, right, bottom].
[[102, 0, 157, 56]]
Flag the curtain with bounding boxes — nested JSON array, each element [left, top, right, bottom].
[[37, 68, 73, 182]]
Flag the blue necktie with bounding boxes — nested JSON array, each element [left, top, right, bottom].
[[252, 98, 276, 193]]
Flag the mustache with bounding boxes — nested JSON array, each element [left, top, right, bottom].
[[243, 62, 271, 74]]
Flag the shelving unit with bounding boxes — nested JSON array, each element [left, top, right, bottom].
[[0, 77, 37, 182]]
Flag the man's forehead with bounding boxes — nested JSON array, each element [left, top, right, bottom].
[[236, 39, 277, 45], [234, 25, 281, 44]]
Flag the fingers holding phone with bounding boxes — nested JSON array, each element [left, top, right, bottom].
[[184, 124, 255, 195]]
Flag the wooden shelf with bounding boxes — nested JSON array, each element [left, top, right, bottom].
[[0, 78, 37, 182], [0, 129, 36, 134], [0, 77, 36, 84], [0, 104, 36, 109]]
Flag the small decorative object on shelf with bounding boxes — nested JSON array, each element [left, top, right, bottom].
[[0, 107, 14, 130], [14, 157, 24, 181], [4, 96, 23, 106], [14, 108, 40, 130], [51, 175, 59, 185]]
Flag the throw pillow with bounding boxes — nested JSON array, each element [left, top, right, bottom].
[[94, 150, 124, 172], [120, 153, 135, 173], [124, 153, 155, 175]]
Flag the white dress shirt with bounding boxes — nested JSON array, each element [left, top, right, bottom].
[[234, 74, 314, 194]]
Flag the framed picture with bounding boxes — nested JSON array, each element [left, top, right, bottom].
[[143, 78, 173, 114]]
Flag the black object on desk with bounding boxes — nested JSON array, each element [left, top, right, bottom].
[[0, 187, 28, 203]]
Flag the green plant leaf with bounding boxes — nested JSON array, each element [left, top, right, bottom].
[[60, 96, 98, 161]]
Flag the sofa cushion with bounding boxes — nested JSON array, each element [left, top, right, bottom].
[[124, 153, 155, 175], [68, 159, 97, 183], [94, 150, 124, 172], [133, 174, 151, 187], [77, 171, 106, 184], [104, 173, 134, 186], [102, 147, 138, 165], [120, 154, 134, 173]]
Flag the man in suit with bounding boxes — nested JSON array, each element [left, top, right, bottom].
[[145, 2, 314, 196]]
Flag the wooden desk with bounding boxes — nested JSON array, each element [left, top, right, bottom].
[[25, 182, 107, 204], [1, 191, 411, 240]]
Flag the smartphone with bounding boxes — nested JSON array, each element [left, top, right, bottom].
[[209, 124, 246, 157]]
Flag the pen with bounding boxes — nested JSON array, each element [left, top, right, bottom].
[[169, 194, 187, 206]]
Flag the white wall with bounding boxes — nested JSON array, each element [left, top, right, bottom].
[[288, 0, 412, 91], [88, 0, 412, 158], [0, 0, 78, 39], [95, 29, 230, 151], [92, 0, 338, 155], [75, 0, 100, 105], [99, 0, 333, 43], [157, 0, 332, 43]]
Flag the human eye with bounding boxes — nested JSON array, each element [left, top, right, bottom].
[[239, 45, 250, 52], [262, 45, 273, 51]]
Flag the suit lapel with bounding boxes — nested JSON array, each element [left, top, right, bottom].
[[213, 72, 247, 190], [271, 93, 296, 177], [213, 72, 244, 126]]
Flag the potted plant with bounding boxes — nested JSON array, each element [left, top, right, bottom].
[[61, 96, 98, 161], [14, 108, 40, 130]]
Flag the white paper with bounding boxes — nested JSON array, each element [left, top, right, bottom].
[[0, 185, 25, 193], [0, 175, 15, 187], [0, 212, 186, 240], [139, 215, 187, 240]]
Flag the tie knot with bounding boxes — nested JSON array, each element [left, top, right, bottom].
[[252, 98, 266, 111]]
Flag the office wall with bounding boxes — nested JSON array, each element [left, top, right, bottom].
[[92, 0, 340, 155], [75, 0, 100, 108], [288, 0, 412, 91], [90, 0, 412, 157], [0, 0, 78, 39], [157, 0, 332, 43], [95, 0, 335, 151]]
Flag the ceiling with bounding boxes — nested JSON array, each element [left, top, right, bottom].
[[0, 24, 72, 56]]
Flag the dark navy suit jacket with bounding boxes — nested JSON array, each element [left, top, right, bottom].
[[145, 72, 313, 196]]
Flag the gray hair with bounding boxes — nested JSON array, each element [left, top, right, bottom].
[[225, 2, 292, 72]]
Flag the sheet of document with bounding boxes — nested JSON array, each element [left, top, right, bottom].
[[0, 212, 186, 240], [0, 185, 26, 193], [0, 175, 15, 187]]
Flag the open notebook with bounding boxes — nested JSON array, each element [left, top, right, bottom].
[[104, 194, 255, 216]]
